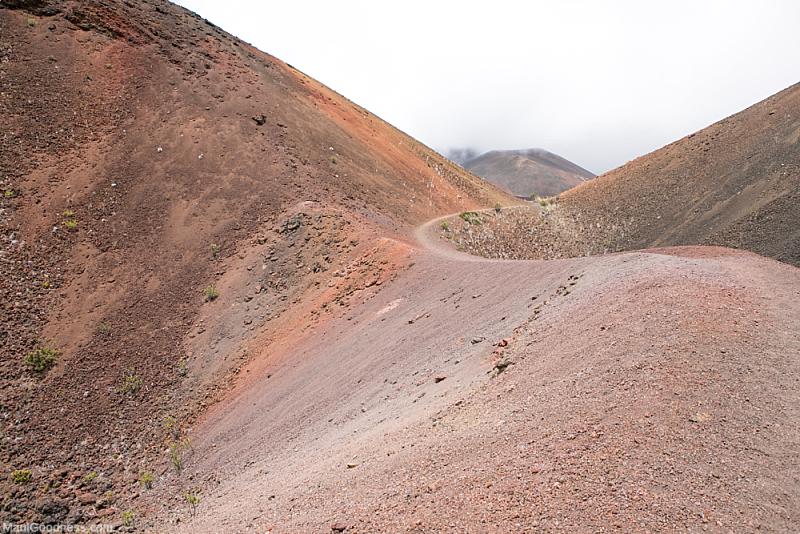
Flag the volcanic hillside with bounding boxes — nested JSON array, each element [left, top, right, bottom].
[[0, 0, 507, 526], [461, 148, 595, 198], [2, 1, 799, 532]]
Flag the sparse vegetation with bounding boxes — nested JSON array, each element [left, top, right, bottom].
[[177, 357, 188, 377], [83, 471, 98, 483], [494, 203, 502, 213], [140, 471, 154, 489], [533, 195, 555, 208], [330, 156, 337, 164], [119, 373, 142, 395], [440, 221, 449, 231], [210, 243, 221, 258], [26, 17, 36, 27], [459, 211, 482, 225], [3, 189, 16, 198], [184, 492, 200, 517], [62, 209, 78, 231], [203, 284, 219, 301], [163, 415, 180, 439], [11, 469, 32, 484], [121, 510, 135, 527], [24, 346, 59, 373], [97, 322, 112, 334], [169, 438, 191, 472]]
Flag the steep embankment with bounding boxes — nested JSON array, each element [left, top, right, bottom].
[[0, 0, 508, 525], [463, 148, 595, 197]]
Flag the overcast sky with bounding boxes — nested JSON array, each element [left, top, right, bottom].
[[176, 0, 799, 173]]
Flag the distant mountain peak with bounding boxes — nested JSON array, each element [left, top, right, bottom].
[[448, 147, 595, 198]]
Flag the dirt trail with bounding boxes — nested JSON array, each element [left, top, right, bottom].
[[157, 213, 800, 533]]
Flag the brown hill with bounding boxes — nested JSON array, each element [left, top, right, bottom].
[[2, 1, 799, 532], [0, 0, 507, 525], [461, 148, 595, 197]]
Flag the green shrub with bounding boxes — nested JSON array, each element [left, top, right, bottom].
[[3, 189, 16, 198], [169, 438, 191, 472], [121, 510, 134, 527], [459, 211, 482, 225], [24, 346, 59, 373], [163, 415, 180, 438], [203, 285, 219, 301], [139, 471, 154, 489], [184, 492, 200, 517], [210, 243, 221, 258], [83, 471, 98, 483], [26, 17, 36, 27], [440, 221, 449, 231], [63, 219, 78, 231], [494, 203, 502, 213], [11, 469, 32, 484], [119, 373, 142, 395]]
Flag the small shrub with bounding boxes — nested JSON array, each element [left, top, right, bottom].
[[184, 492, 200, 517], [177, 358, 188, 377], [210, 243, 221, 258], [203, 285, 219, 302], [11, 469, 32, 484], [169, 443, 183, 472], [62, 209, 75, 218], [26, 17, 36, 27], [139, 471, 154, 489], [121, 510, 134, 527], [459, 211, 482, 225], [169, 438, 191, 472], [24, 346, 59, 373], [494, 203, 502, 213], [440, 221, 449, 231], [3, 189, 16, 198], [163, 415, 180, 438], [63, 218, 78, 231], [96, 322, 111, 334], [83, 471, 98, 483], [41, 280, 51, 289], [119, 373, 142, 395], [330, 156, 337, 164]]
